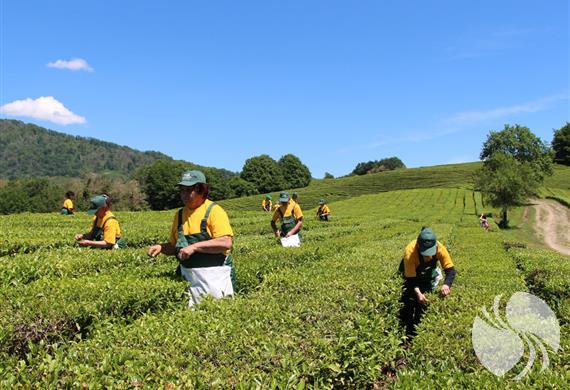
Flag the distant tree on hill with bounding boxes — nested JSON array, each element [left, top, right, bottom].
[[228, 177, 258, 198], [552, 122, 570, 166], [480, 124, 553, 182], [324, 172, 334, 179], [134, 160, 191, 210], [278, 154, 312, 188], [352, 157, 405, 175], [476, 124, 553, 227], [0, 177, 61, 214], [241, 155, 286, 193]]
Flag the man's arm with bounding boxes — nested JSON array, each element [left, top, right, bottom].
[[148, 243, 176, 257]]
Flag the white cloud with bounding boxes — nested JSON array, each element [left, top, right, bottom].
[[47, 58, 93, 72], [445, 94, 569, 125], [0, 96, 86, 125]]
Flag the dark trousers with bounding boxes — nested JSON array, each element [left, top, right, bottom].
[[399, 287, 428, 338]]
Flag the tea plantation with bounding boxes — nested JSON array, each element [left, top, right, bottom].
[[0, 165, 568, 388]]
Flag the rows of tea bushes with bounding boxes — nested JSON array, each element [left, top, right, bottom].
[[0, 186, 568, 387]]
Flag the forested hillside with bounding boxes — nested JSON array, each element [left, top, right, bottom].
[[0, 120, 172, 178]]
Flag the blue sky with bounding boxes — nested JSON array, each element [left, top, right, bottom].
[[1, 1, 568, 178]]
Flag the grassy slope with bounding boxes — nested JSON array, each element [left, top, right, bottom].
[[222, 162, 482, 211]]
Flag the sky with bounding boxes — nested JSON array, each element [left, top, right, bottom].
[[1, 1, 568, 178]]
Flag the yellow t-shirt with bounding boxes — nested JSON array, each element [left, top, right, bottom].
[[168, 199, 234, 252], [318, 204, 330, 214], [402, 239, 453, 278], [91, 211, 121, 245], [63, 199, 74, 209], [262, 199, 272, 210], [272, 201, 304, 222]]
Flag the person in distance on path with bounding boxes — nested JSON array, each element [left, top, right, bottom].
[[399, 227, 456, 337]]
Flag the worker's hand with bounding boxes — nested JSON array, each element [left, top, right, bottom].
[[147, 244, 162, 257], [74, 234, 83, 241], [416, 291, 429, 305], [274, 230, 281, 238], [177, 245, 195, 261], [440, 284, 451, 297], [285, 231, 292, 238], [78, 240, 90, 247]]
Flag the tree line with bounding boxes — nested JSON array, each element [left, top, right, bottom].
[[0, 153, 313, 214]]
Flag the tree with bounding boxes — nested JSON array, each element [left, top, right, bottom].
[[278, 154, 312, 189], [476, 124, 553, 228], [552, 122, 570, 166], [351, 157, 405, 175], [228, 177, 258, 198], [240, 155, 286, 193], [480, 124, 553, 182], [475, 153, 538, 228], [324, 172, 334, 179], [134, 160, 190, 210]]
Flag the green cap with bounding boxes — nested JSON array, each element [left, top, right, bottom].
[[418, 228, 437, 256], [265, 194, 272, 200], [279, 191, 290, 203], [87, 195, 107, 215], [178, 170, 207, 186], [319, 199, 325, 205]]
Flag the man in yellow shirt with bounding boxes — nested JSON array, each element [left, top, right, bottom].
[[147, 170, 235, 306], [60, 191, 75, 215], [271, 191, 303, 239], [261, 195, 272, 212], [74, 194, 125, 249], [399, 227, 456, 337], [316, 199, 330, 221]]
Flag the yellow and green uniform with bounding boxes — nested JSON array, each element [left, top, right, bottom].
[[317, 204, 330, 220], [169, 199, 235, 286], [402, 239, 453, 283], [61, 198, 74, 215], [87, 211, 125, 248], [262, 199, 272, 212], [400, 239, 456, 337], [272, 201, 303, 237]]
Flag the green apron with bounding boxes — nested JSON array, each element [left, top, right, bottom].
[[399, 250, 440, 292], [91, 216, 127, 249], [175, 203, 236, 289], [277, 204, 301, 239], [60, 208, 73, 215]]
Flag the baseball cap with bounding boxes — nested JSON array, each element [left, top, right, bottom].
[[418, 227, 437, 256], [178, 170, 207, 186], [279, 191, 290, 203], [87, 195, 107, 215]]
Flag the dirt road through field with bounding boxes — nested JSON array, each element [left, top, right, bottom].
[[532, 199, 570, 256]]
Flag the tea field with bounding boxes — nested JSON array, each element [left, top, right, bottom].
[[1, 168, 569, 387]]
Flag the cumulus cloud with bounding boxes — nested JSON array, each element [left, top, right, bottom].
[[47, 58, 93, 72], [0, 96, 86, 125]]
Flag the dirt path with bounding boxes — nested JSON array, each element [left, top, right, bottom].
[[532, 199, 570, 256]]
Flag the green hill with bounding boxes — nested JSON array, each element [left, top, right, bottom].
[[0, 119, 173, 179], [222, 162, 570, 211]]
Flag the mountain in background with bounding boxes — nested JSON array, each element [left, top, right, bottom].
[[0, 119, 177, 179]]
